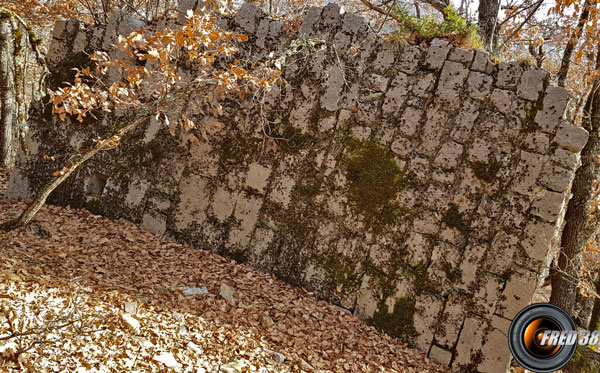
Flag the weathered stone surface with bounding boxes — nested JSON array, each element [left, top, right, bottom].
[[428, 346, 452, 366], [511, 151, 544, 196], [522, 220, 559, 261], [466, 72, 493, 99], [535, 87, 569, 133], [523, 132, 550, 153], [454, 316, 486, 367], [553, 121, 589, 152], [424, 39, 451, 71], [437, 61, 469, 103], [141, 211, 167, 235], [496, 62, 523, 88], [479, 316, 511, 372], [448, 47, 473, 64], [551, 147, 581, 170], [434, 141, 463, 168], [538, 164, 574, 192], [497, 270, 538, 319], [471, 49, 490, 72], [530, 189, 568, 222], [490, 89, 516, 114], [398, 106, 422, 136], [517, 69, 548, 101]]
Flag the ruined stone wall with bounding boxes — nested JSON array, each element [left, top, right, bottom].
[[6, 3, 590, 371]]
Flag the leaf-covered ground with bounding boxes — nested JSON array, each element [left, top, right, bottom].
[[0, 169, 447, 372]]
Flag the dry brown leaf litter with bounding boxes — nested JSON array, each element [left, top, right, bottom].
[[0, 169, 447, 372]]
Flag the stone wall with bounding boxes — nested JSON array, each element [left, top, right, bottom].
[[6, 3, 590, 371]]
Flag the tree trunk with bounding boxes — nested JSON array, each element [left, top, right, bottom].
[[0, 17, 15, 168], [478, 0, 499, 50], [556, 0, 593, 87], [550, 49, 600, 314], [590, 298, 600, 331]]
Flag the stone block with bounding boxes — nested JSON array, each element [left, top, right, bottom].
[[382, 73, 409, 115], [398, 45, 422, 74], [538, 164, 574, 192], [411, 73, 436, 99], [490, 89, 516, 114], [523, 132, 550, 154], [511, 151, 544, 196], [350, 126, 372, 140], [473, 273, 503, 318], [354, 275, 379, 319], [497, 270, 538, 319], [454, 316, 486, 367], [488, 231, 519, 274], [424, 39, 451, 71], [412, 211, 439, 235], [175, 174, 210, 230], [212, 187, 237, 222], [517, 69, 548, 101], [418, 106, 449, 156], [553, 121, 589, 153], [535, 87, 570, 133], [466, 72, 493, 99], [450, 101, 479, 143], [496, 62, 523, 88], [125, 180, 149, 207], [471, 50, 490, 72], [141, 211, 167, 235], [398, 106, 422, 136], [521, 220, 559, 261], [458, 242, 487, 289], [479, 316, 511, 373], [437, 297, 465, 347], [448, 47, 474, 64], [405, 232, 432, 267], [414, 295, 443, 350], [269, 176, 295, 208], [437, 61, 469, 103], [391, 137, 413, 157], [467, 138, 492, 162], [428, 346, 452, 366], [298, 7, 322, 37], [321, 66, 345, 111], [434, 141, 463, 168], [530, 189, 568, 222], [551, 147, 581, 170]]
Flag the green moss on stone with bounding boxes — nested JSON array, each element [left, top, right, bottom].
[[319, 253, 362, 292], [84, 198, 103, 215], [367, 297, 418, 342], [408, 264, 440, 295], [565, 346, 600, 373], [441, 203, 471, 235], [113, 163, 131, 182], [469, 155, 502, 183], [343, 138, 408, 229]]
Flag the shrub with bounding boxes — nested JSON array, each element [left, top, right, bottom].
[[386, 5, 483, 49]]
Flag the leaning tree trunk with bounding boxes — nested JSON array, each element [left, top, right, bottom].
[[557, 0, 593, 88], [478, 0, 499, 51], [0, 16, 15, 168], [550, 49, 600, 314]]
